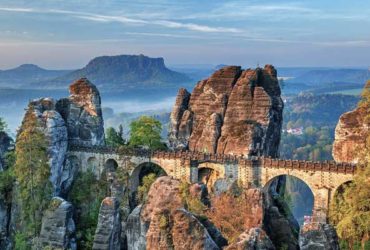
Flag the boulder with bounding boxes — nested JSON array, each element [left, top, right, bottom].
[[56, 78, 105, 147], [299, 223, 339, 250], [93, 197, 122, 250], [39, 197, 76, 250], [333, 81, 370, 163], [168, 65, 283, 157]]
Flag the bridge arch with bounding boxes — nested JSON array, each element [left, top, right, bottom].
[[197, 162, 228, 193], [263, 174, 314, 225], [87, 156, 99, 174], [129, 161, 168, 208], [104, 159, 118, 172]]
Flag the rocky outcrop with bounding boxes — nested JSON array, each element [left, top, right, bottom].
[[299, 223, 339, 250], [226, 228, 275, 250], [168, 88, 191, 149], [39, 197, 76, 250], [93, 197, 122, 250], [126, 176, 223, 250], [169, 65, 283, 157], [263, 177, 300, 250], [56, 78, 105, 147], [333, 81, 370, 163], [23, 98, 69, 196], [126, 205, 148, 250]]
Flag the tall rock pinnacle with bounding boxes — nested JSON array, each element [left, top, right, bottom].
[[169, 65, 283, 157]]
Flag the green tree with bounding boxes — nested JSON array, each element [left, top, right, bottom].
[[105, 125, 125, 147], [137, 173, 157, 204], [14, 109, 52, 237], [0, 117, 7, 132], [69, 169, 108, 249], [129, 116, 165, 150]]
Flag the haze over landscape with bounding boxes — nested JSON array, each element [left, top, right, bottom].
[[0, 1, 369, 250], [0, 0, 369, 68]]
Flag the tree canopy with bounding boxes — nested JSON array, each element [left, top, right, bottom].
[[129, 116, 165, 150], [0, 117, 7, 132], [105, 125, 125, 147]]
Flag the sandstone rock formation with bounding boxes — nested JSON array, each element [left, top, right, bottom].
[[333, 81, 370, 163], [23, 98, 69, 196], [169, 65, 283, 157], [93, 197, 122, 250], [126, 205, 148, 250], [299, 223, 339, 250], [56, 78, 105, 147], [226, 228, 275, 250], [126, 176, 224, 250], [264, 177, 300, 249], [39, 197, 76, 250]]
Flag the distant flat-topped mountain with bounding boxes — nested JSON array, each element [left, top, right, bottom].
[[0, 64, 72, 88], [32, 54, 191, 90]]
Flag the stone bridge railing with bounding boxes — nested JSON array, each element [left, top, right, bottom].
[[68, 145, 358, 174]]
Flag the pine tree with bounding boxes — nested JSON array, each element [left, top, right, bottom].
[[14, 108, 52, 237]]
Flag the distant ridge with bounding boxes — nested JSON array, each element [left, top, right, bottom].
[[32, 54, 191, 90], [0, 64, 71, 88]]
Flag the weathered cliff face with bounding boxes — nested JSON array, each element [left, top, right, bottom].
[[169, 65, 283, 157], [23, 98, 69, 196], [333, 81, 370, 163], [126, 176, 224, 250], [56, 77, 105, 147], [38, 197, 76, 250], [93, 197, 122, 250]]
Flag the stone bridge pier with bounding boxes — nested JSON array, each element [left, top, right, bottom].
[[67, 146, 357, 223]]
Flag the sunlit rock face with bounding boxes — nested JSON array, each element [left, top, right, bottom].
[[333, 81, 370, 163], [169, 65, 283, 157], [56, 78, 105, 147]]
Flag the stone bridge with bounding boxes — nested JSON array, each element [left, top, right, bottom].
[[67, 145, 357, 222]]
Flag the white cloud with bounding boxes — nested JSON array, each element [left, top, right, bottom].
[[0, 6, 242, 33]]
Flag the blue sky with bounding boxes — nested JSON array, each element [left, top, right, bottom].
[[0, 0, 369, 69]]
